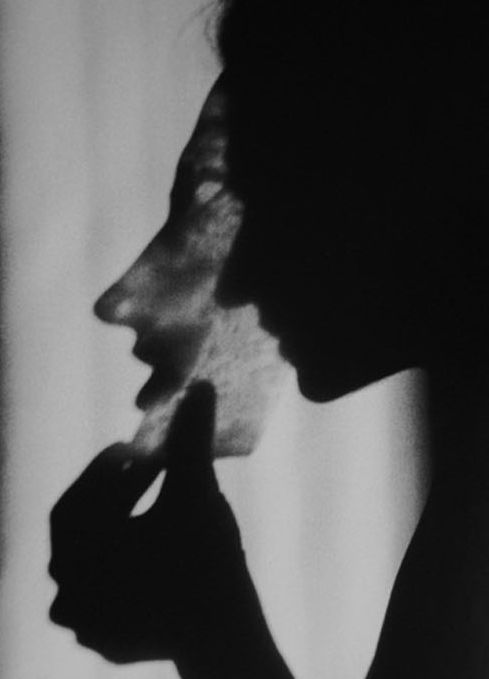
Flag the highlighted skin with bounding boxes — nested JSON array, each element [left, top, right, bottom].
[[95, 79, 290, 460]]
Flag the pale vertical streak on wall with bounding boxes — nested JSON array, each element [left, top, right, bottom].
[[0, 2, 210, 678], [216, 374, 310, 675], [0, 2, 427, 678], [1, 1, 96, 676], [297, 369, 429, 679], [216, 370, 428, 679]]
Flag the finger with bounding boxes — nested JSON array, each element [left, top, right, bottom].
[[114, 449, 169, 513], [51, 444, 129, 523], [51, 443, 166, 529], [159, 381, 218, 499]]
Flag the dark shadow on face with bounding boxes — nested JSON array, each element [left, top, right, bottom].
[[216, 3, 489, 402]]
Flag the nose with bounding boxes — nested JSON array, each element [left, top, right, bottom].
[[93, 250, 154, 329], [93, 278, 134, 326]]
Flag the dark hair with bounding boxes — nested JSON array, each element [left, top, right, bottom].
[[216, 2, 489, 365], [217, 1, 489, 181]]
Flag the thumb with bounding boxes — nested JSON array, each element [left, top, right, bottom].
[[162, 380, 218, 494]]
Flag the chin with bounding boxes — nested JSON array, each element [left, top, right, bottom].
[[131, 394, 263, 459], [131, 304, 291, 461], [296, 372, 331, 403]]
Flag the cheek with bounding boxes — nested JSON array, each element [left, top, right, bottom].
[[132, 301, 290, 459], [148, 269, 218, 329], [193, 304, 290, 458]]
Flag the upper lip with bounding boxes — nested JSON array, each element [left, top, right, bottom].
[[132, 336, 166, 367]]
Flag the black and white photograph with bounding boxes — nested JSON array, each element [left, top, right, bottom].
[[1, 2, 488, 677]]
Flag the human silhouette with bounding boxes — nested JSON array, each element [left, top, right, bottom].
[[50, 2, 489, 677], [50, 67, 293, 678], [50, 382, 293, 677]]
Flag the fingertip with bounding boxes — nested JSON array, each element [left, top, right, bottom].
[[165, 380, 217, 469], [181, 381, 216, 420]]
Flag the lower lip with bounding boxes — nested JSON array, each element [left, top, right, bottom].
[[135, 367, 182, 410]]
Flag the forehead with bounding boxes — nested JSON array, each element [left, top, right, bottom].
[[179, 87, 228, 175], [162, 82, 243, 266]]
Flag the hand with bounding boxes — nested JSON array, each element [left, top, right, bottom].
[[49, 383, 244, 664], [50, 381, 293, 678]]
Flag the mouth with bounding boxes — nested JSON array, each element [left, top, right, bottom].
[[135, 365, 182, 410], [132, 327, 206, 409]]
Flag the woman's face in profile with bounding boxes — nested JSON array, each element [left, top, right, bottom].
[[94, 83, 289, 459]]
